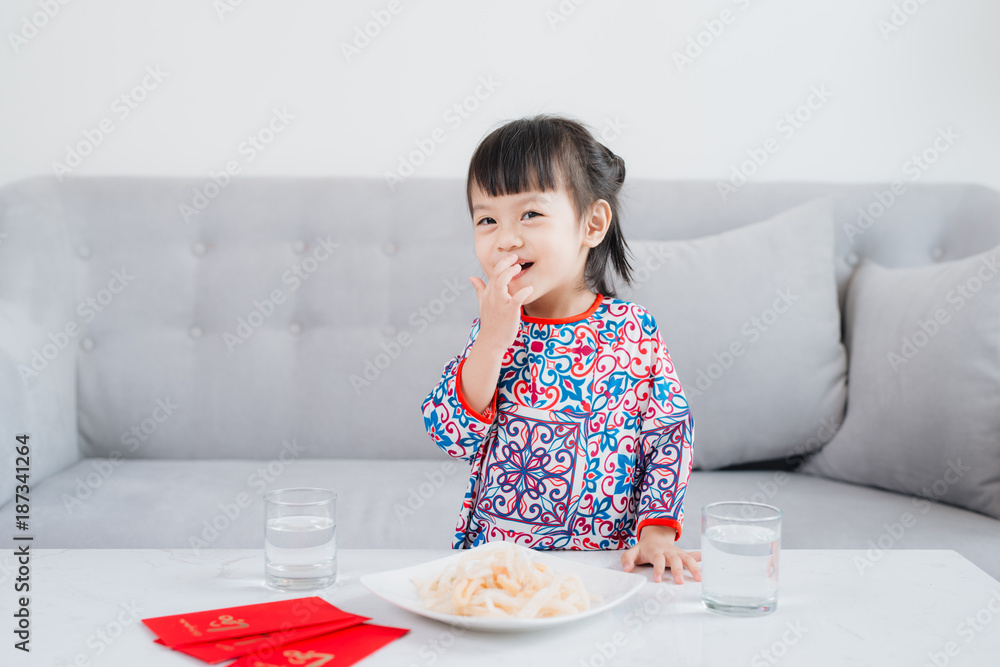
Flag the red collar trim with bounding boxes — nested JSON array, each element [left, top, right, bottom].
[[521, 293, 603, 325]]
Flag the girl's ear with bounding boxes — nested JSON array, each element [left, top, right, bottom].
[[583, 199, 612, 248]]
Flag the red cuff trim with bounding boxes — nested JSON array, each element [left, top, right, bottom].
[[637, 517, 682, 542], [456, 356, 498, 424]]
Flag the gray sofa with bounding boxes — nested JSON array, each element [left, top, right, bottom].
[[1, 175, 998, 579]]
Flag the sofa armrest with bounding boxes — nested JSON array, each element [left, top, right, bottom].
[[0, 177, 80, 509], [0, 302, 79, 509]]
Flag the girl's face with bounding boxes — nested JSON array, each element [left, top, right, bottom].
[[470, 179, 610, 318]]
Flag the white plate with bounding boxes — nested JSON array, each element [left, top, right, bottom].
[[359, 540, 646, 632]]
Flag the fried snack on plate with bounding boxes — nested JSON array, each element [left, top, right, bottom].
[[410, 541, 603, 618]]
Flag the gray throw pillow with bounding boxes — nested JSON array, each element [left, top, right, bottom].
[[621, 197, 847, 469], [800, 244, 1000, 519]]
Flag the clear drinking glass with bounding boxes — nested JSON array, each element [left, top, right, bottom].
[[264, 488, 338, 590], [701, 501, 781, 616]]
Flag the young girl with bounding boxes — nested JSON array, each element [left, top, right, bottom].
[[421, 114, 700, 585]]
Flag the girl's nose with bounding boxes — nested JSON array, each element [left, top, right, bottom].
[[496, 222, 523, 251]]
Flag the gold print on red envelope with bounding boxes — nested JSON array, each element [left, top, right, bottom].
[[229, 623, 410, 667], [142, 597, 360, 648], [285, 650, 335, 666], [252, 651, 334, 667], [207, 614, 251, 632], [157, 617, 371, 663], [178, 618, 202, 637], [227, 635, 269, 649], [144, 599, 409, 667]]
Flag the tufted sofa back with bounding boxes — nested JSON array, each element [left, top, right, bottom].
[[1, 176, 999, 482]]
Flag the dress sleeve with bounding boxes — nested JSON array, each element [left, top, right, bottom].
[[635, 322, 696, 542], [421, 318, 499, 462]]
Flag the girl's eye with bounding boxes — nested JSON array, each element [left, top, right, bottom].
[[475, 212, 538, 226]]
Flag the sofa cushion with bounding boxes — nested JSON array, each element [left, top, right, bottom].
[[622, 197, 847, 469], [4, 458, 997, 580], [11, 458, 467, 551], [800, 243, 1000, 519]]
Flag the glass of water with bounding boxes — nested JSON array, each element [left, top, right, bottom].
[[701, 501, 781, 616], [264, 488, 337, 590]]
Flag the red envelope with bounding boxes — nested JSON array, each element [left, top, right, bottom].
[[154, 615, 371, 664], [142, 597, 356, 647], [228, 623, 409, 667]]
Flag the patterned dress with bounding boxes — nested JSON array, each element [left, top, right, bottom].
[[421, 293, 695, 550]]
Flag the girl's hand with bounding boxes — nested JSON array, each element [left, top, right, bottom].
[[621, 525, 702, 584], [469, 254, 533, 353]]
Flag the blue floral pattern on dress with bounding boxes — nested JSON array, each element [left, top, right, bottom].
[[421, 295, 695, 550]]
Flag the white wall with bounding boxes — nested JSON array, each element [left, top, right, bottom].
[[1, 0, 997, 191]]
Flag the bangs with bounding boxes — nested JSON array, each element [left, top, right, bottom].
[[466, 120, 581, 217]]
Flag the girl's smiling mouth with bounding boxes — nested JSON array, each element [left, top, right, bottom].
[[514, 262, 534, 278]]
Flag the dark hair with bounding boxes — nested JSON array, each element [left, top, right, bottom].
[[465, 113, 634, 297]]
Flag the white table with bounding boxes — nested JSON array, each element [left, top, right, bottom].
[[3, 548, 999, 666]]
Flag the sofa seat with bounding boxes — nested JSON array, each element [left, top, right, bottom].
[[6, 458, 998, 579]]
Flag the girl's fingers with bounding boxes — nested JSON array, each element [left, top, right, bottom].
[[497, 262, 522, 289], [651, 553, 667, 583], [684, 553, 702, 580], [668, 554, 685, 584], [512, 285, 533, 304], [621, 549, 635, 571], [468, 276, 486, 295], [491, 254, 519, 278]]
